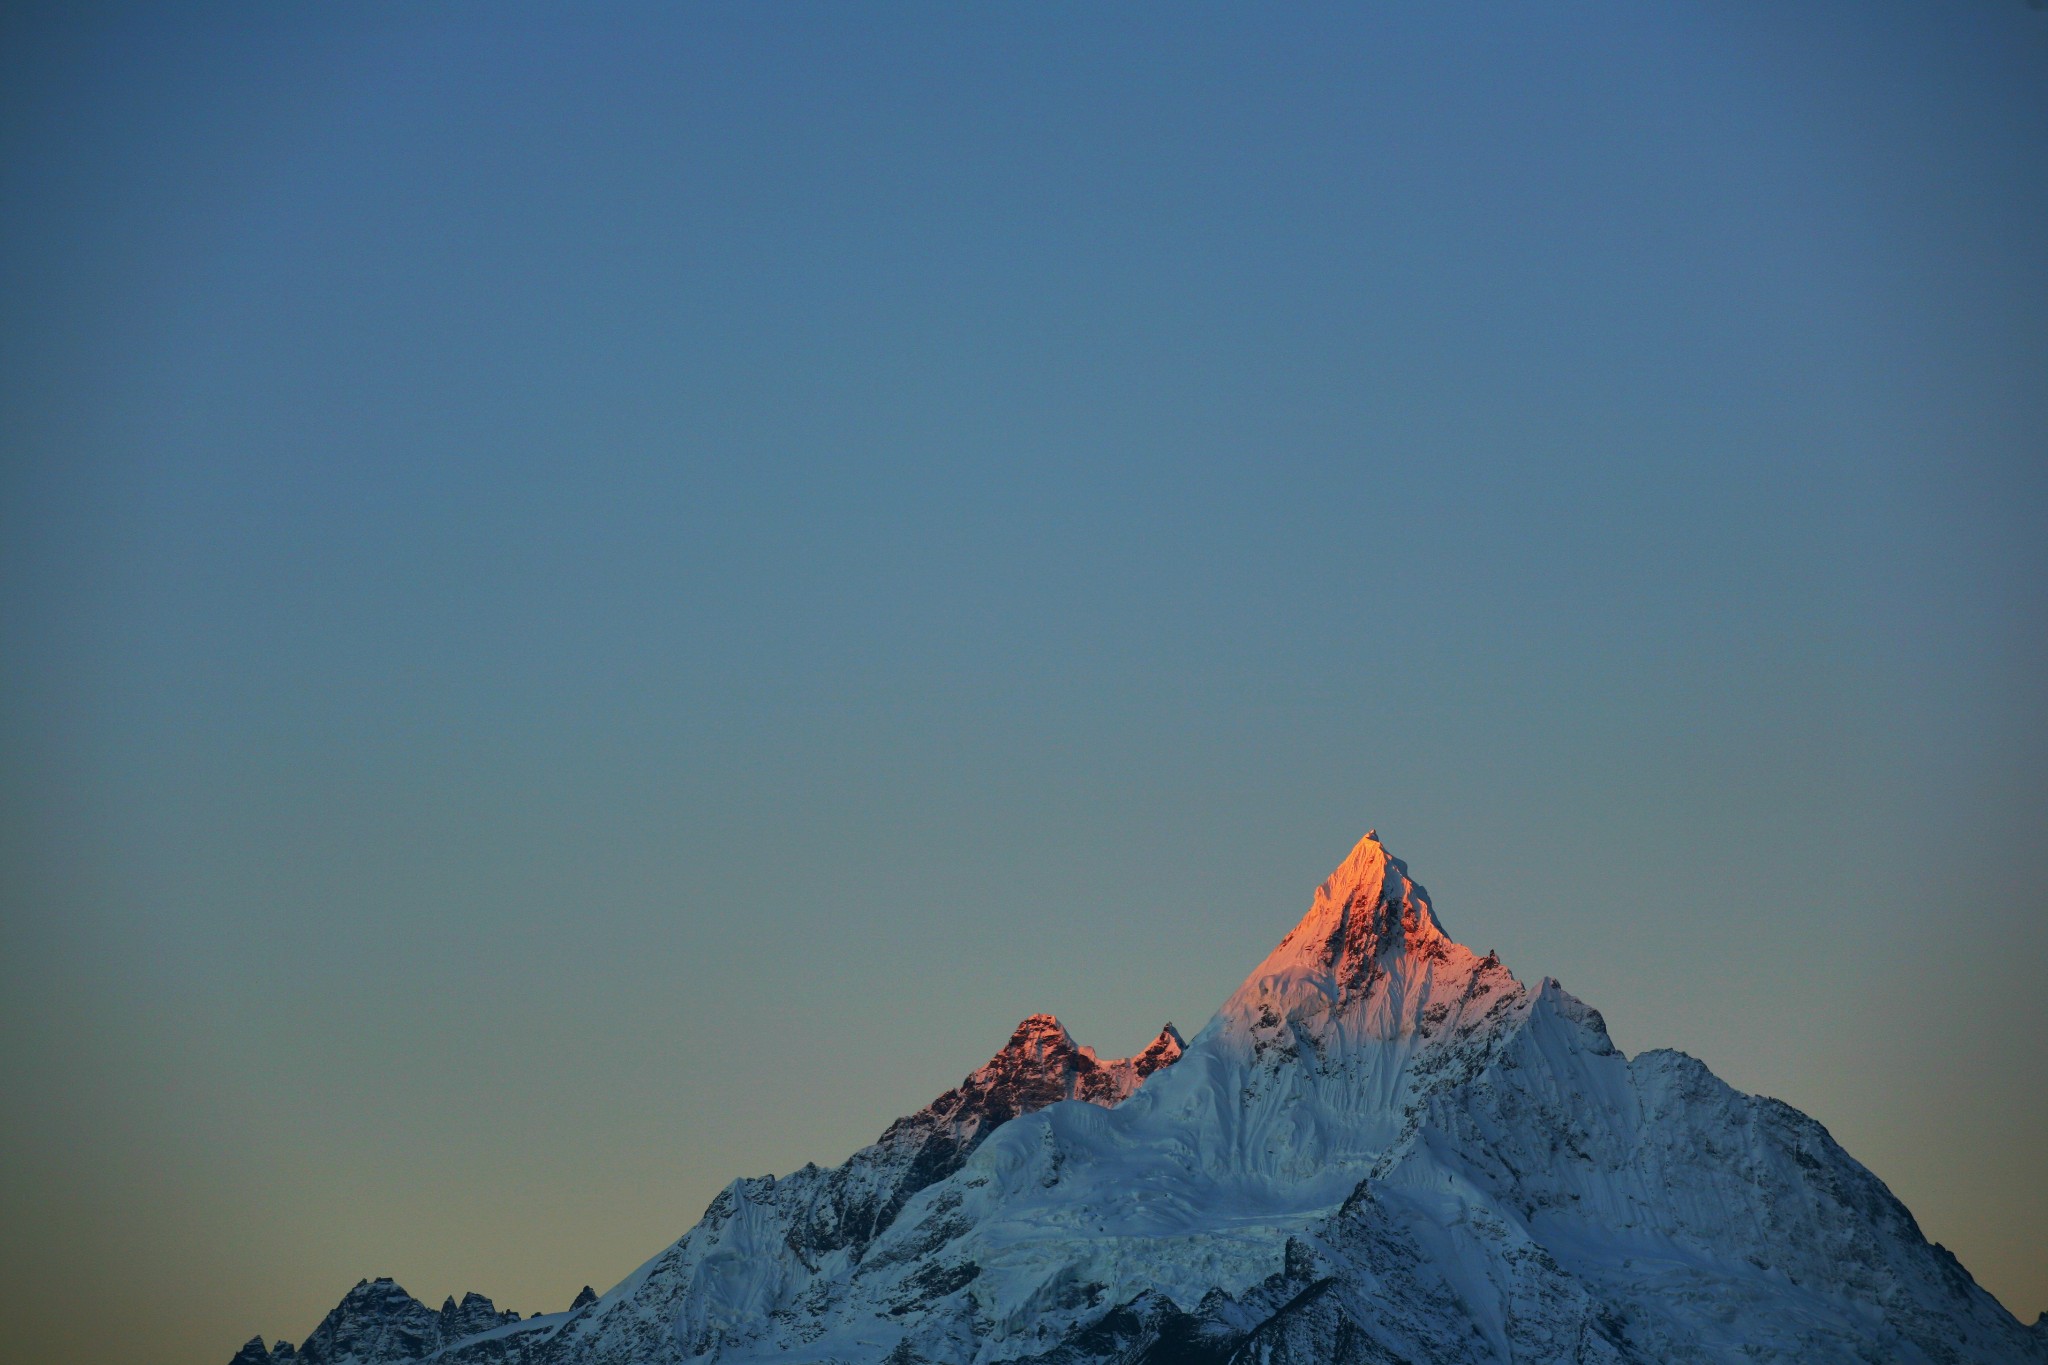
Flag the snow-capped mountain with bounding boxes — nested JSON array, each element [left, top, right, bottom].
[[229, 833, 2046, 1364]]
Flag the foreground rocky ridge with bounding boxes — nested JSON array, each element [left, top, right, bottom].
[[230, 1280, 537, 1365], [230, 833, 2046, 1364]]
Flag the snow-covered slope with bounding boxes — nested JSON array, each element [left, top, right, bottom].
[[229, 833, 2044, 1365]]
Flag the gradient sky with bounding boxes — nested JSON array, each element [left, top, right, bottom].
[[2, 5, 2045, 1364]]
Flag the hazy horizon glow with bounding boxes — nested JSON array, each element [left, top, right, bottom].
[[2, 5, 2044, 1363]]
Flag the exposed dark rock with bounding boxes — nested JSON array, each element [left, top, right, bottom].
[[437, 1291, 519, 1342], [294, 1278, 440, 1365]]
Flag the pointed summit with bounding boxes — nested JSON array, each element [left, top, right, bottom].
[[1283, 829, 1446, 978], [1315, 827, 1393, 903], [1216, 830, 1484, 1048]]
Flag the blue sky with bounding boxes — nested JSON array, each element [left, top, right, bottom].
[[2, 5, 2044, 1362]]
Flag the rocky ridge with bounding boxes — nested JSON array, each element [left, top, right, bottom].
[[231, 1280, 525, 1365]]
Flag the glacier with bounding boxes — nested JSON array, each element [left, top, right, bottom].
[[230, 832, 2047, 1364]]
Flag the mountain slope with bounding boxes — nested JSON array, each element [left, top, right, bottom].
[[228, 1018, 1183, 1365], [228, 832, 2044, 1365]]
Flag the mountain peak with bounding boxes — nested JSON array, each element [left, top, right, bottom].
[[1005, 1013, 1074, 1052], [1299, 829, 1445, 958], [882, 1012, 1181, 1159], [1220, 831, 1460, 1029], [1313, 828, 1399, 907]]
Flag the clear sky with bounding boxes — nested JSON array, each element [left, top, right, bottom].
[[2, 4, 2043, 1363]]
